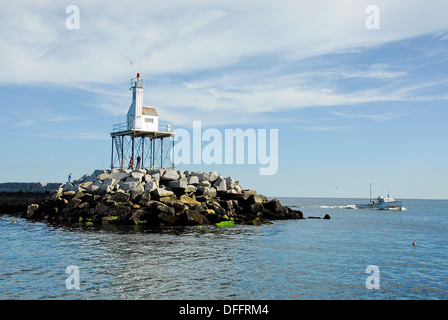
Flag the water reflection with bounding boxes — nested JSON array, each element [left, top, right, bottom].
[[36, 220, 263, 299], [2, 198, 448, 300]]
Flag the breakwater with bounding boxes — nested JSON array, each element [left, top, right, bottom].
[[0, 182, 62, 213], [0, 169, 305, 227]]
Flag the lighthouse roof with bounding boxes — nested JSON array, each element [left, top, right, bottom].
[[142, 107, 158, 116]]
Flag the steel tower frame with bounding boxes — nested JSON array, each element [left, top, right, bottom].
[[110, 128, 175, 170]]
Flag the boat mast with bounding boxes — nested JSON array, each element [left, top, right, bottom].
[[369, 183, 372, 204]]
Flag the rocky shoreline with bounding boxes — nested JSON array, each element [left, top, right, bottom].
[[2, 168, 329, 228]]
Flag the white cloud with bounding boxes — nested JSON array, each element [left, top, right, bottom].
[[143, 67, 446, 124], [297, 125, 354, 132], [2, 0, 448, 128], [1, 0, 448, 84], [332, 111, 404, 122], [340, 64, 408, 79]]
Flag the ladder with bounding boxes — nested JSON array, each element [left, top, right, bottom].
[[113, 136, 124, 169]]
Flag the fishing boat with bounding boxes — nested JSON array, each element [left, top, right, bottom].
[[356, 184, 403, 210]]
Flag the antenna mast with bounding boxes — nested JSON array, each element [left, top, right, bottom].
[[130, 61, 135, 82]]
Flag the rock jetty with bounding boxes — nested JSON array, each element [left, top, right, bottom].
[[19, 168, 303, 227]]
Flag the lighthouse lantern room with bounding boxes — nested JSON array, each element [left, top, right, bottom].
[[110, 73, 175, 170]]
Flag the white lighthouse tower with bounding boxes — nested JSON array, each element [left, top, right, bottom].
[[111, 73, 175, 170], [127, 73, 159, 131]]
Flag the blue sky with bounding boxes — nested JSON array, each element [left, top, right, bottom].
[[1, 0, 447, 199]]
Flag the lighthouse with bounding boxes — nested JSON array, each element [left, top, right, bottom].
[[110, 73, 175, 170], [126, 73, 159, 131]]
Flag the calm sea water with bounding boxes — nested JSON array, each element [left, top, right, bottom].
[[0, 197, 447, 300]]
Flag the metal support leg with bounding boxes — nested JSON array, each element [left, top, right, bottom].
[[172, 136, 175, 169], [141, 137, 145, 169], [121, 135, 124, 169], [131, 135, 135, 170], [161, 137, 164, 169], [152, 136, 155, 169], [111, 137, 114, 169]]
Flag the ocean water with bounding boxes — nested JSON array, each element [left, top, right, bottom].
[[0, 197, 447, 300]]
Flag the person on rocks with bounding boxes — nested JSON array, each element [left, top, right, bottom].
[[136, 155, 141, 169], [129, 156, 134, 170], [68, 173, 72, 184]]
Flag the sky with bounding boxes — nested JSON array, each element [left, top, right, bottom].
[[0, 0, 447, 199]]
